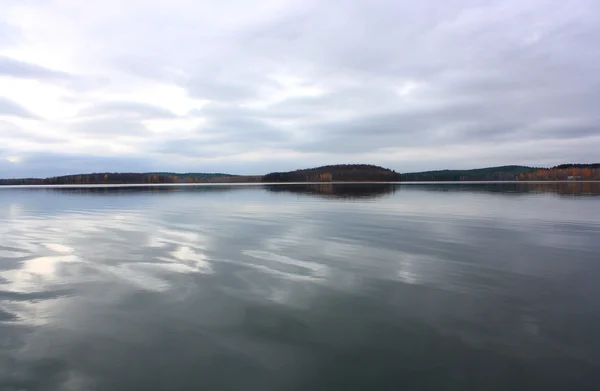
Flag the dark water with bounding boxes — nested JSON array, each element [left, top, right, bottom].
[[1, 182, 600, 391]]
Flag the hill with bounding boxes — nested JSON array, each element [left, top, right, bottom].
[[262, 164, 401, 182], [403, 164, 600, 181], [402, 165, 537, 181]]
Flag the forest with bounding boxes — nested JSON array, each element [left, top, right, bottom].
[[403, 164, 600, 181], [1, 163, 599, 185], [517, 164, 600, 181], [0, 173, 261, 185], [262, 164, 401, 182], [402, 166, 535, 181]]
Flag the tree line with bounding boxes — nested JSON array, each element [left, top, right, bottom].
[[0, 173, 261, 185], [2, 163, 598, 185], [262, 164, 401, 182], [517, 165, 600, 181], [402, 164, 600, 181], [401, 165, 534, 181]]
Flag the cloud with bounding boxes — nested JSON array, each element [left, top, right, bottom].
[[0, 55, 72, 81], [0, 0, 599, 176], [67, 118, 151, 137], [0, 21, 19, 47], [76, 101, 178, 119], [0, 152, 160, 178], [0, 97, 39, 119]]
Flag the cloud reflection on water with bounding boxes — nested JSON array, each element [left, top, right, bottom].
[[0, 184, 599, 390]]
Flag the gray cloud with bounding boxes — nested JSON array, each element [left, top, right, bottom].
[[0, 97, 39, 119], [149, 117, 292, 158], [77, 101, 178, 119], [186, 76, 278, 102], [0, 0, 599, 176], [0, 152, 161, 179], [68, 118, 151, 137], [0, 55, 72, 81], [0, 120, 62, 144]]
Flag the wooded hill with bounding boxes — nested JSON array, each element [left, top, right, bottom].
[[402, 165, 535, 181], [403, 164, 600, 181], [262, 164, 401, 182]]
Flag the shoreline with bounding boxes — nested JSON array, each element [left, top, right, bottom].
[[2, 180, 600, 188]]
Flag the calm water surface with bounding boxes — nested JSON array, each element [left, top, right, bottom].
[[1, 183, 600, 390]]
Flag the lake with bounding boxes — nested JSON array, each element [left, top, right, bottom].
[[1, 182, 600, 390]]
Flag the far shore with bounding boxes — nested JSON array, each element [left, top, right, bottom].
[[2, 163, 599, 185], [2, 180, 600, 188]]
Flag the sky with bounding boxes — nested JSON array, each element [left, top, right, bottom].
[[0, 0, 599, 177]]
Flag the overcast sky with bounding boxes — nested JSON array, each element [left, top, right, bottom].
[[0, 0, 598, 177]]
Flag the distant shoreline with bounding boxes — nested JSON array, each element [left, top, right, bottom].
[[1, 163, 599, 185], [2, 181, 600, 189]]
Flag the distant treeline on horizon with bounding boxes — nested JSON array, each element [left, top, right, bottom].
[[1, 163, 599, 185], [401, 164, 600, 182], [0, 173, 262, 186]]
